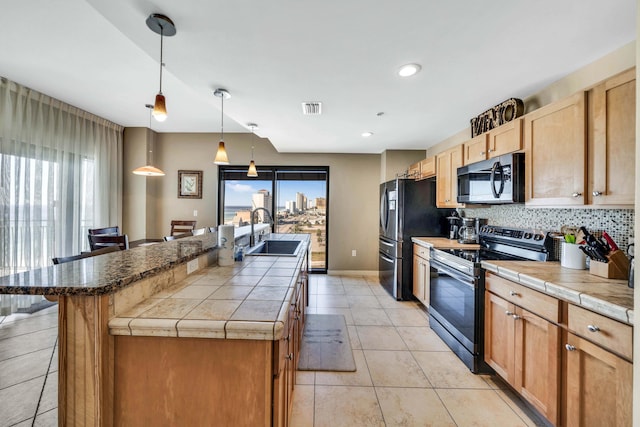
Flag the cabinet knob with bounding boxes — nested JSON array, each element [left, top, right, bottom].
[[488, 149, 494, 153], [592, 191, 602, 197], [587, 324, 600, 333], [505, 310, 514, 316], [481, 151, 486, 155], [572, 192, 582, 198], [445, 199, 450, 203], [286, 353, 294, 360], [509, 290, 519, 297], [512, 314, 522, 320], [565, 344, 576, 352]]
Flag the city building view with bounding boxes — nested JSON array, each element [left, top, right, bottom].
[[223, 180, 327, 270]]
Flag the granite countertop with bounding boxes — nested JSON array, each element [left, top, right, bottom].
[[412, 236, 633, 326], [412, 237, 480, 250], [109, 234, 310, 341], [0, 224, 272, 297]]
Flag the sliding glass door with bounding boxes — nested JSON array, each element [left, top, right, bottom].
[[218, 166, 328, 272]]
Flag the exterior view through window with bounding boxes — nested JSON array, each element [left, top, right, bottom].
[[218, 167, 328, 272]]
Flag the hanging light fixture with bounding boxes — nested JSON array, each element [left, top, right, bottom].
[[213, 88, 231, 165], [146, 14, 176, 122], [247, 123, 258, 177], [133, 104, 166, 176]]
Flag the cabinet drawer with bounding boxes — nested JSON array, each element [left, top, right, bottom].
[[567, 304, 632, 360], [486, 273, 560, 323], [413, 243, 430, 260]]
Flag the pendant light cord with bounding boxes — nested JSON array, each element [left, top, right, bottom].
[[220, 94, 224, 141], [158, 26, 164, 94]]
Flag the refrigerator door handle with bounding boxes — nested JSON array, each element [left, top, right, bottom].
[[379, 253, 395, 263], [379, 239, 394, 247], [380, 188, 389, 233]]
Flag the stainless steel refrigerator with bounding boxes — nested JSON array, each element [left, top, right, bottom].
[[379, 178, 447, 300]]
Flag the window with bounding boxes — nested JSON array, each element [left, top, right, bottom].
[[218, 166, 329, 272]]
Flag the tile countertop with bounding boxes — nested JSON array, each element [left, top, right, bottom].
[[412, 236, 633, 326], [109, 234, 310, 341], [0, 224, 272, 297]]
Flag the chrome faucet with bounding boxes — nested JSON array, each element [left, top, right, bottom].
[[250, 207, 273, 247]]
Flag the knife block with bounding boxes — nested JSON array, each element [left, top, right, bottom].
[[589, 250, 630, 280]]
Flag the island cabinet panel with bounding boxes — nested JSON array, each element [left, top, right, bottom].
[[590, 68, 636, 206], [524, 91, 587, 206], [114, 336, 273, 426], [564, 333, 632, 427], [58, 294, 114, 427]]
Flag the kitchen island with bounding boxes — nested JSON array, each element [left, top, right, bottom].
[[0, 231, 310, 427]]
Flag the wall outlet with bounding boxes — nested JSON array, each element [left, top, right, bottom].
[[351, 249, 357, 257], [193, 210, 198, 217], [187, 259, 199, 275]]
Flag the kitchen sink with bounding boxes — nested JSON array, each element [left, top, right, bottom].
[[245, 240, 301, 257]]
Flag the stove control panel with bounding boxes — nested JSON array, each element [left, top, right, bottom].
[[480, 225, 548, 246]]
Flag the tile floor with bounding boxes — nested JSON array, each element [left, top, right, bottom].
[[0, 274, 547, 427]]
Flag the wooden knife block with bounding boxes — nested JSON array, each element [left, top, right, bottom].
[[589, 250, 630, 280]]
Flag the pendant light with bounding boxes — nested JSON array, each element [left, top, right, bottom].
[[214, 88, 231, 165], [133, 104, 166, 176], [247, 123, 258, 177], [146, 14, 176, 122]]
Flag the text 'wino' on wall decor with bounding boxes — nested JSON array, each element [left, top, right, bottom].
[[470, 98, 524, 137]]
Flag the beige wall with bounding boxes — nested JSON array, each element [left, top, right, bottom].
[[427, 41, 636, 157], [123, 132, 381, 271], [380, 150, 426, 183]]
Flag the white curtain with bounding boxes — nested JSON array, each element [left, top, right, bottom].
[[0, 77, 123, 315]]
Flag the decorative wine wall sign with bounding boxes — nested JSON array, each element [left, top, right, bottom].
[[470, 98, 524, 137]]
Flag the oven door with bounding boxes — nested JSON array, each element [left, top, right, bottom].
[[429, 258, 481, 361]]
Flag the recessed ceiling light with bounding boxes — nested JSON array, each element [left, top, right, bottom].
[[398, 63, 422, 77], [362, 132, 374, 137]]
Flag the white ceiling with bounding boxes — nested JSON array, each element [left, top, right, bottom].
[[0, 0, 635, 153]]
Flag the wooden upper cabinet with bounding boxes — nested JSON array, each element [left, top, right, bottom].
[[463, 134, 488, 165], [436, 145, 464, 208], [589, 68, 635, 206], [524, 92, 587, 206], [407, 161, 421, 180], [488, 118, 523, 158], [419, 156, 436, 179]]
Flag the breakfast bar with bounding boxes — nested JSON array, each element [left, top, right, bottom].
[[0, 232, 310, 427]]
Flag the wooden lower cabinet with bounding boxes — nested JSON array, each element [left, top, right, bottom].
[[412, 244, 430, 306], [564, 333, 632, 427], [484, 292, 560, 425]]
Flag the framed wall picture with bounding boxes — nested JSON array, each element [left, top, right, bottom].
[[178, 170, 203, 199]]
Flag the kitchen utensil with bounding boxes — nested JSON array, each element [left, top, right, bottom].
[[602, 232, 619, 251], [579, 226, 609, 259]]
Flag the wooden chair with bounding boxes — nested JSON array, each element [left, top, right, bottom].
[[170, 220, 197, 236], [88, 234, 130, 251], [164, 231, 193, 242], [52, 246, 121, 265], [88, 226, 120, 236]]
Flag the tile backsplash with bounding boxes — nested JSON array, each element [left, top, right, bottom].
[[462, 205, 634, 250]]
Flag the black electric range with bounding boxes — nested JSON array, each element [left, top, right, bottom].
[[428, 226, 554, 373]]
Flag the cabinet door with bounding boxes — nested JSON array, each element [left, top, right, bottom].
[[513, 307, 560, 426], [436, 145, 464, 208], [463, 134, 488, 165], [524, 92, 587, 206], [590, 68, 635, 206], [488, 118, 523, 158], [408, 162, 421, 180], [419, 156, 436, 179], [564, 333, 632, 427], [484, 292, 515, 383], [412, 254, 425, 303]]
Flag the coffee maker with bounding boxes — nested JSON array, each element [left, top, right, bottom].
[[446, 212, 461, 240]]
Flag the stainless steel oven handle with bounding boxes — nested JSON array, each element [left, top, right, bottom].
[[430, 258, 476, 288], [379, 253, 395, 263]]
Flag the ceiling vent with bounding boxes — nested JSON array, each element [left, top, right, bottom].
[[302, 102, 322, 115]]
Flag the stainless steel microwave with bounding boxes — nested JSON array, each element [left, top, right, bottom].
[[457, 153, 525, 204]]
